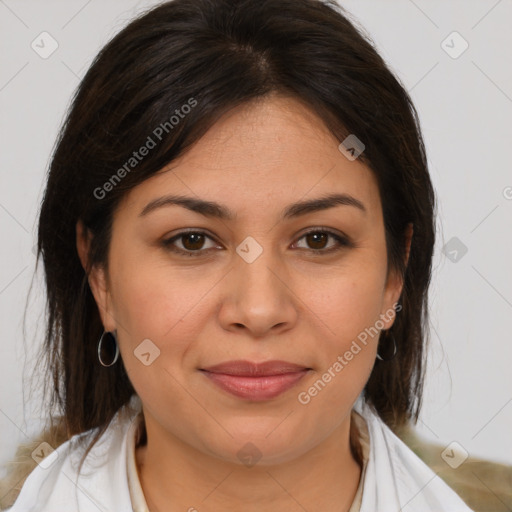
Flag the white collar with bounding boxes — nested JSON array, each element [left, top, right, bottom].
[[7, 394, 473, 512]]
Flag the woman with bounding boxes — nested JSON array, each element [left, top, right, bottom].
[[2, 0, 474, 510]]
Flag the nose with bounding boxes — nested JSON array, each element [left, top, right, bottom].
[[217, 244, 299, 338]]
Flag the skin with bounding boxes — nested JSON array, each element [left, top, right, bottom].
[[77, 93, 412, 512]]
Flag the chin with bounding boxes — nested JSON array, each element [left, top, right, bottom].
[[201, 427, 314, 468]]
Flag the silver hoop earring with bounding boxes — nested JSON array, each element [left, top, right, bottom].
[[376, 331, 397, 361], [98, 330, 119, 367]]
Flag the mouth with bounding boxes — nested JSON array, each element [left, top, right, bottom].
[[200, 360, 312, 401]]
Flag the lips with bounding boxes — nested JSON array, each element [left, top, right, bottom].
[[202, 359, 309, 376], [200, 360, 311, 401]]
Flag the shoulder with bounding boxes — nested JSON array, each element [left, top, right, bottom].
[[398, 419, 512, 512], [354, 400, 475, 512], [0, 418, 69, 510], [1, 395, 142, 512]]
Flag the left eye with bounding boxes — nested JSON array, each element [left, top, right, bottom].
[[162, 229, 350, 256], [293, 229, 349, 253]]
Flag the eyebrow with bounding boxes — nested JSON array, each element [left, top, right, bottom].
[[138, 192, 366, 220]]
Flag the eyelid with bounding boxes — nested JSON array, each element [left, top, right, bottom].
[[161, 228, 221, 253], [297, 226, 350, 242], [293, 227, 352, 252], [162, 226, 352, 256]]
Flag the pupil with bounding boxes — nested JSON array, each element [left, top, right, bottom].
[[181, 232, 328, 251], [183, 233, 204, 250], [308, 232, 327, 249]]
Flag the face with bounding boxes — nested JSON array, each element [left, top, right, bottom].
[[80, 94, 406, 466]]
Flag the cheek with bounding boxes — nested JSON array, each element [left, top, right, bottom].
[[109, 249, 206, 337], [293, 275, 382, 428], [304, 265, 387, 344], [112, 268, 206, 410], [295, 262, 386, 400], [110, 258, 223, 381]]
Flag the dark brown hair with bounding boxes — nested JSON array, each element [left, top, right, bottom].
[[32, 0, 435, 472]]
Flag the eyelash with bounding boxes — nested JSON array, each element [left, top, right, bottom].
[[161, 228, 352, 257]]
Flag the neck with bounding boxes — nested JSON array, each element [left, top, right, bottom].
[[135, 411, 363, 512]]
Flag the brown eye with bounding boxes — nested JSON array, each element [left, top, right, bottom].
[[181, 232, 206, 251], [294, 229, 351, 254], [162, 228, 351, 258], [162, 230, 218, 256], [305, 232, 329, 250]]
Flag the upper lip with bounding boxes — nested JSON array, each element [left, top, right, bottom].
[[201, 360, 310, 376]]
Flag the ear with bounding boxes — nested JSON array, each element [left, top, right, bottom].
[[380, 223, 413, 329], [76, 219, 116, 332]]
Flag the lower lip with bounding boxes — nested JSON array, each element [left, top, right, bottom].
[[201, 370, 310, 401]]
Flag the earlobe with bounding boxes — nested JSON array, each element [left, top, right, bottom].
[[382, 268, 403, 329]]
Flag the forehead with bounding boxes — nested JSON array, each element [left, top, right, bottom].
[[117, 94, 382, 222]]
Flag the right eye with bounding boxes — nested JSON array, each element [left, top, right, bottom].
[[161, 230, 221, 257]]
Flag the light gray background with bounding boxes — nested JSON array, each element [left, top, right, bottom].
[[1, 0, 511, 486]]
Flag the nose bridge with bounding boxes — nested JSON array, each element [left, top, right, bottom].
[[222, 234, 296, 333], [234, 234, 285, 302]]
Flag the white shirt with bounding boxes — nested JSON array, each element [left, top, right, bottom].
[[5, 394, 474, 512]]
